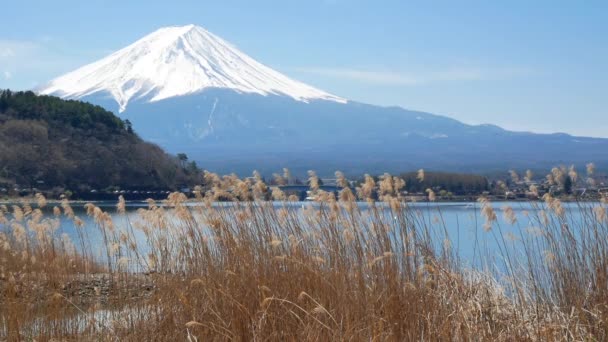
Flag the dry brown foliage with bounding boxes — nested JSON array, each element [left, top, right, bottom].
[[1, 170, 607, 341]]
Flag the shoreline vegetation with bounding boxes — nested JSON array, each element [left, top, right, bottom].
[[3, 165, 605, 204], [1, 169, 608, 340], [0, 195, 605, 205]]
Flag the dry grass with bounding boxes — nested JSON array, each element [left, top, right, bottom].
[[1, 170, 607, 341]]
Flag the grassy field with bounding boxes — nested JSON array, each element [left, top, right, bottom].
[[1, 170, 607, 341]]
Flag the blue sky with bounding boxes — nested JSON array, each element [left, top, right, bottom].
[[1, 0, 606, 137]]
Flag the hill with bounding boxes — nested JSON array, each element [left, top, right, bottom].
[[0, 90, 200, 193]]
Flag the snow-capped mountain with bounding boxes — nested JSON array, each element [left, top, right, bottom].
[[38, 25, 608, 175], [39, 24, 345, 112]]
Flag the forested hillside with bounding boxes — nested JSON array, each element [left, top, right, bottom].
[[0, 90, 200, 192]]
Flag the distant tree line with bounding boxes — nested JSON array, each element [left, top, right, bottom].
[[0, 90, 202, 192], [399, 171, 489, 195]]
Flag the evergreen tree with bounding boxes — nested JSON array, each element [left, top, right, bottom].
[[124, 119, 133, 134], [177, 153, 189, 168], [564, 175, 573, 194]]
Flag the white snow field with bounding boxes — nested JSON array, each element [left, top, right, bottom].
[[39, 24, 346, 112]]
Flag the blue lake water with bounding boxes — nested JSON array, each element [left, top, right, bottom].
[[2, 200, 604, 272]]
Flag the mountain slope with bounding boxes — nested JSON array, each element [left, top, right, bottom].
[[73, 89, 608, 176], [37, 25, 608, 176], [0, 90, 200, 190]]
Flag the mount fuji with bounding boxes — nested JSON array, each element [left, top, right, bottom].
[[40, 25, 345, 112], [39, 25, 608, 175]]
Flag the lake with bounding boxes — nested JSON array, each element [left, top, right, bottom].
[[1, 200, 604, 272]]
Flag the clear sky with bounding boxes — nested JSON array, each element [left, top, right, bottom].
[[1, 0, 606, 137]]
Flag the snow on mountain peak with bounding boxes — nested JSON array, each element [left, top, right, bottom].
[[39, 24, 346, 111]]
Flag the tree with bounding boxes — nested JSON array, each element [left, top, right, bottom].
[[124, 119, 133, 134], [177, 153, 188, 168], [187, 160, 199, 174], [564, 175, 573, 194]]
